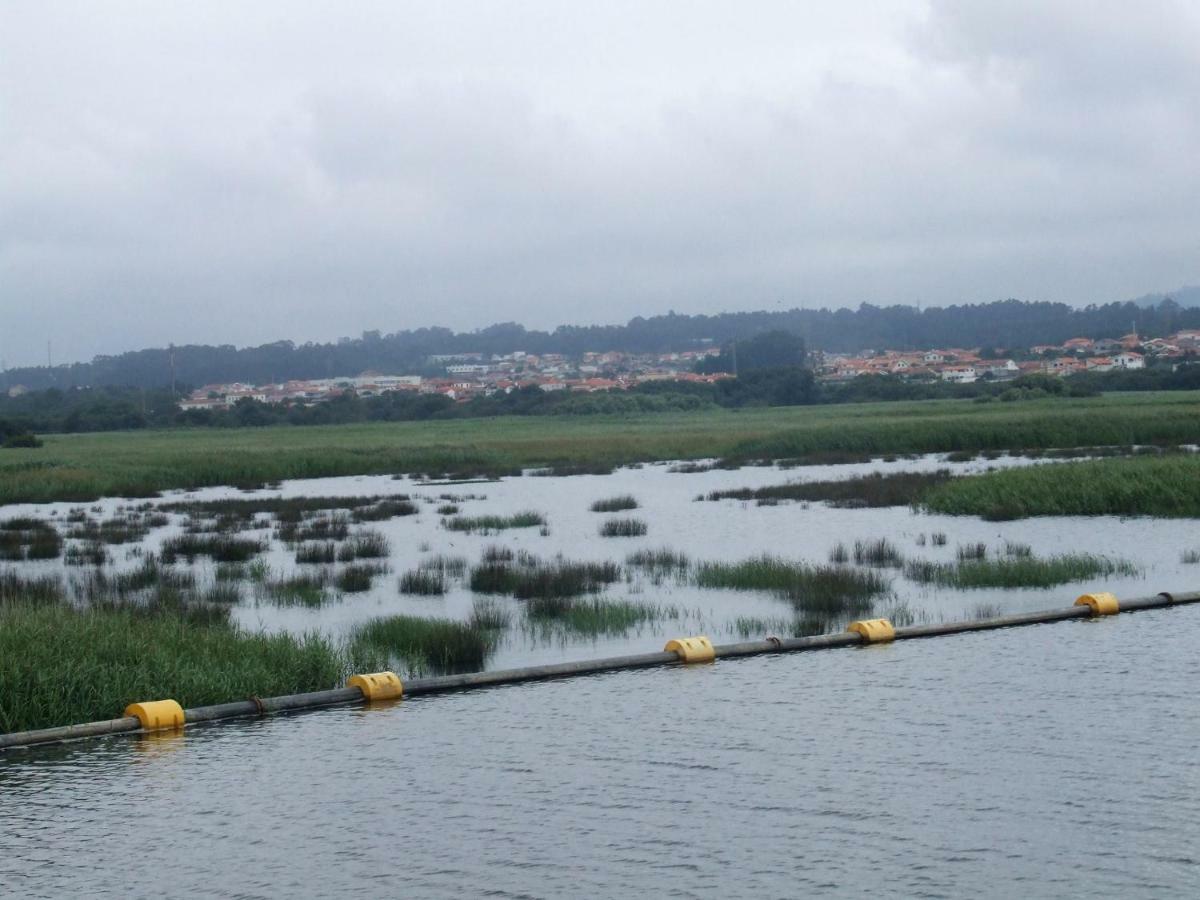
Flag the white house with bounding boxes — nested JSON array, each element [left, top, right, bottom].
[[1113, 352, 1145, 370], [940, 366, 977, 384]]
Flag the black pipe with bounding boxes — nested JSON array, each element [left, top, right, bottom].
[[2, 589, 1197, 751]]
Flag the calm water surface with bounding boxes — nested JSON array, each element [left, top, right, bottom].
[[3, 607, 1199, 897]]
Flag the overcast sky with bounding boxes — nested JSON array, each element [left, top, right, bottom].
[[2, 1, 1199, 366]]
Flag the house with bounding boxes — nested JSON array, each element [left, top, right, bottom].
[[1113, 352, 1145, 370], [1085, 357, 1114, 373], [1063, 337, 1094, 352], [940, 366, 977, 384]]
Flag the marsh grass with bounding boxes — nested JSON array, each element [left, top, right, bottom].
[[524, 595, 669, 635], [64, 541, 110, 566], [695, 555, 888, 615], [904, 553, 1140, 588], [419, 554, 468, 578], [853, 538, 904, 568], [351, 498, 419, 522], [398, 569, 446, 595], [599, 518, 648, 537], [336, 563, 387, 593], [705, 470, 953, 508], [1004, 541, 1033, 558], [263, 571, 333, 606], [922, 455, 1200, 519], [468, 597, 512, 630], [590, 495, 639, 513], [957, 542, 988, 561], [829, 543, 850, 564], [0, 521, 62, 561], [276, 513, 350, 544], [350, 614, 495, 675], [930, 532, 948, 546], [444, 511, 546, 533], [625, 547, 690, 576], [1181, 549, 1200, 564], [336, 531, 390, 561], [0, 596, 366, 732], [295, 542, 338, 564], [161, 534, 266, 563]]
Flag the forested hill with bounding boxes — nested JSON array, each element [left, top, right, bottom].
[[6, 297, 1197, 391]]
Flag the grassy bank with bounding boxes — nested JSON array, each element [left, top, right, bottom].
[[923, 455, 1200, 519], [0, 597, 378, 733], [2, 392, 1199, 504]]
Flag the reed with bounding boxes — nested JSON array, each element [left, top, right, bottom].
[[351, 498, 419, 522], [599, 518, 648, 537], [444, 511, 547, 533], [853, 538, 904, 567], [336, 531, 390, 561], [295, 542, 338, 564], [160, 534, 266, 563], [695, 555, 888, 615], [0, 597, 364, 732], [398, 569, 446, 595], [957, 542, 988, 561], [524, 596, 665, 635], [705, 470, 953, 508], [263, 571, 332, 606], [419, 554, 468, 578], [903, 553, 1140, 588], [922, 455, 1200, 519], [468, 597, 512, 631], [350, 614, 495, 675], [336, 563, 387, 593], [590, 495, 640, 513]]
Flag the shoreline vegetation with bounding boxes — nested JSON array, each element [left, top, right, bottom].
[[1, 391, 1199, 505]]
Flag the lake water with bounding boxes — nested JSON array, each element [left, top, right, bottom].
[[4, 453, 1200, 895], [3, 606, 1199, 897], [0, 452, 1193, 672]]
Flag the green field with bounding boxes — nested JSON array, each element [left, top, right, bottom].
[[2, 391, 1199, 505]]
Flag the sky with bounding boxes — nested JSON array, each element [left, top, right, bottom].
[[2, 1, 1199, 366]]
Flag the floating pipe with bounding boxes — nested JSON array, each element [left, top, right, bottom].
[[2, 589, 1197, 752]]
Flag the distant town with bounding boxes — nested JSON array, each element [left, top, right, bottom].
[[173, 329, 1199, 411]]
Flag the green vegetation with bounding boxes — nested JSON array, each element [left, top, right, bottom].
[[160, 534, 266, 563], [599, 518, 648, 537], [350, 614, 494, 675], [336, 531, 390, 561], [262, 571, 333, 606], [4, 392, 1200, 505], [853, 538, 904, 568], [0, 576, 377, 732], [706, 470, 953, 508], [295, 542, 337, 564], [0, 521, 61, 560], [589, 495, 640, 512], [398, 568, 446, 595], [695, 555, 889, 615], [444, 511, 546, 533], [923, 455, 1200, 519], [335, 563, 386, 593], [524, 596, 666, 636], [903, 553, 1140, 588]]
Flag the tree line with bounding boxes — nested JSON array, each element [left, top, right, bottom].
[[4, 297, 1197, 391]]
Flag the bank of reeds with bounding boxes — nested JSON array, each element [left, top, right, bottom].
[[336, 563, 387, 593], [0, 594, 373, 732], [599, 518, 648, 537], [336, 531, 390, 561], [295, 542, 337, 564], [398, 569, 446, 595], [350, 614, 494, 675], [922, 455, 1200, 519], [705, 470, 953, 508], [276, 513, 350, 544], [351, 498, 419, 522], [903, 553, 1140, 588], [695, 555, 888, 615], [262, 571, 332, 606], [160, 534, 266, 563], [590, 495, 639, 513], [625, 547, 690, 578], [0, 521, 62, 561], [444, 511, 546, 534], [524, 596, 665, 635], [853, 538, 904, 568]]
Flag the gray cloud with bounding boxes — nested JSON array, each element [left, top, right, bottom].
[[2, 1, 1199, 365]]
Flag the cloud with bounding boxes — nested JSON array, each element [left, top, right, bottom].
[[1, 1, 1198, 365]]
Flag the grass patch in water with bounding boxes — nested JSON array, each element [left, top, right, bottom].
[[399, 569, 446, 595], [705, 470, 953, 508], [695, 555, 888, 615], [336, 530, 390, 561], [590, 495, 639, 513], [524, 596, 668, 635], [599, 518, 648, 537], [444, 511, 546, 534], [0, 595, 371, 733], [853, 538, 904, 568], [922, 455, 1200, 519], [903, 553, 1140, 588], [350, 614, 494, 675], [295, 542, 338, 564], [336, 563, 387, 593], [160, 534, 266, 563]]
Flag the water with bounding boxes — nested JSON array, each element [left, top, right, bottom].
[[1, 452, 1194, 671], [3, 607, 1199, 897]]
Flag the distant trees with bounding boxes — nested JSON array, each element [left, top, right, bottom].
[[5, 298, 1199, 391], [696, 330, 808, 374]]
